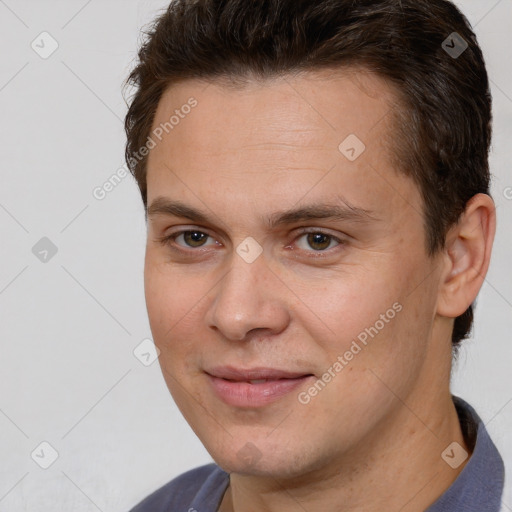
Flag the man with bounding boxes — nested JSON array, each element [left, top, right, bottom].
[[124, 0, 504, 510]]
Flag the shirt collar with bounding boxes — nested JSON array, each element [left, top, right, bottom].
[[426, 395, 505, 511]]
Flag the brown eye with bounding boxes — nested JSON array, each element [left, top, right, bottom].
[[181, 231, 209, 247], [295, 232, 340, 252], [306, 233, 332, 251]]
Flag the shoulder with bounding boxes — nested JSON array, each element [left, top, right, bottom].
[[129, 463, 229, 512]]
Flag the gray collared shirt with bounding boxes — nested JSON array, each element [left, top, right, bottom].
[[426, 396, 505, 511], [130, 396, 505, 511]]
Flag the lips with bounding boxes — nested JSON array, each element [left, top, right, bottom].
[[207, 366, 312, 381], [205, 366, 315, 407]]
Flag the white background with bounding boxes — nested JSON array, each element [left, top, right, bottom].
[[0, 0, 510, 510]]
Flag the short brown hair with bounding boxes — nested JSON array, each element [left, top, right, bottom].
[[124, 0, 492, 349]]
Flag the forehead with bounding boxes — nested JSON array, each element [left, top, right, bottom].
[[150, 68, 399, 155], [145, 69, 420, 231]]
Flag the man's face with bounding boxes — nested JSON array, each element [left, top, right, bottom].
[[144, 70, 447, 477]]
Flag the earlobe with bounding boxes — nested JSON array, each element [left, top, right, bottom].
[[437, 194, 496, 318]]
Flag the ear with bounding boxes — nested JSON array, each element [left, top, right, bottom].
[[437, 193, 496, 318]]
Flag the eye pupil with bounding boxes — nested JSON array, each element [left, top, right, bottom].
[[307, 233, 331, 251], [185, 231, 207, 247]]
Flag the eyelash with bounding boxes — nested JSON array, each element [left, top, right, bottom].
[[156, 228, 345, 257]]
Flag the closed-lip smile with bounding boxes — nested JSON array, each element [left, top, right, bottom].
[[205, 366, 315, 407]]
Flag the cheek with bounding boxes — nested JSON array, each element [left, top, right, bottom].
[[308, 257, 430, 366], [144, 255, 206, 359], [144, 263, 207, 409], [144, 246, 200, 321], [293, 267, 405, 346]]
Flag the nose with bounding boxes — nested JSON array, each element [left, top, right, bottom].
[[205, 251, 290, 342]]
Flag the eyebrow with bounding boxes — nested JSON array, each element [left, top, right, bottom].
[[147, 196, 379, 229]]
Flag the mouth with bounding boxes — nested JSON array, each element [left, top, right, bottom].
[[205, 366, 315, 407]]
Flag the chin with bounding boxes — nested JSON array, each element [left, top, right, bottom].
[[207, 437, 324, 480]]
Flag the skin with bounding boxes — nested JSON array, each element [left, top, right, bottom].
[[143, 69, 496, 511]]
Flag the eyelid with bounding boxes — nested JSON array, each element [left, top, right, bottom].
[[290, 227, 345, 255], [156, 227, 220, 248], [293, 226, 343, 239]]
